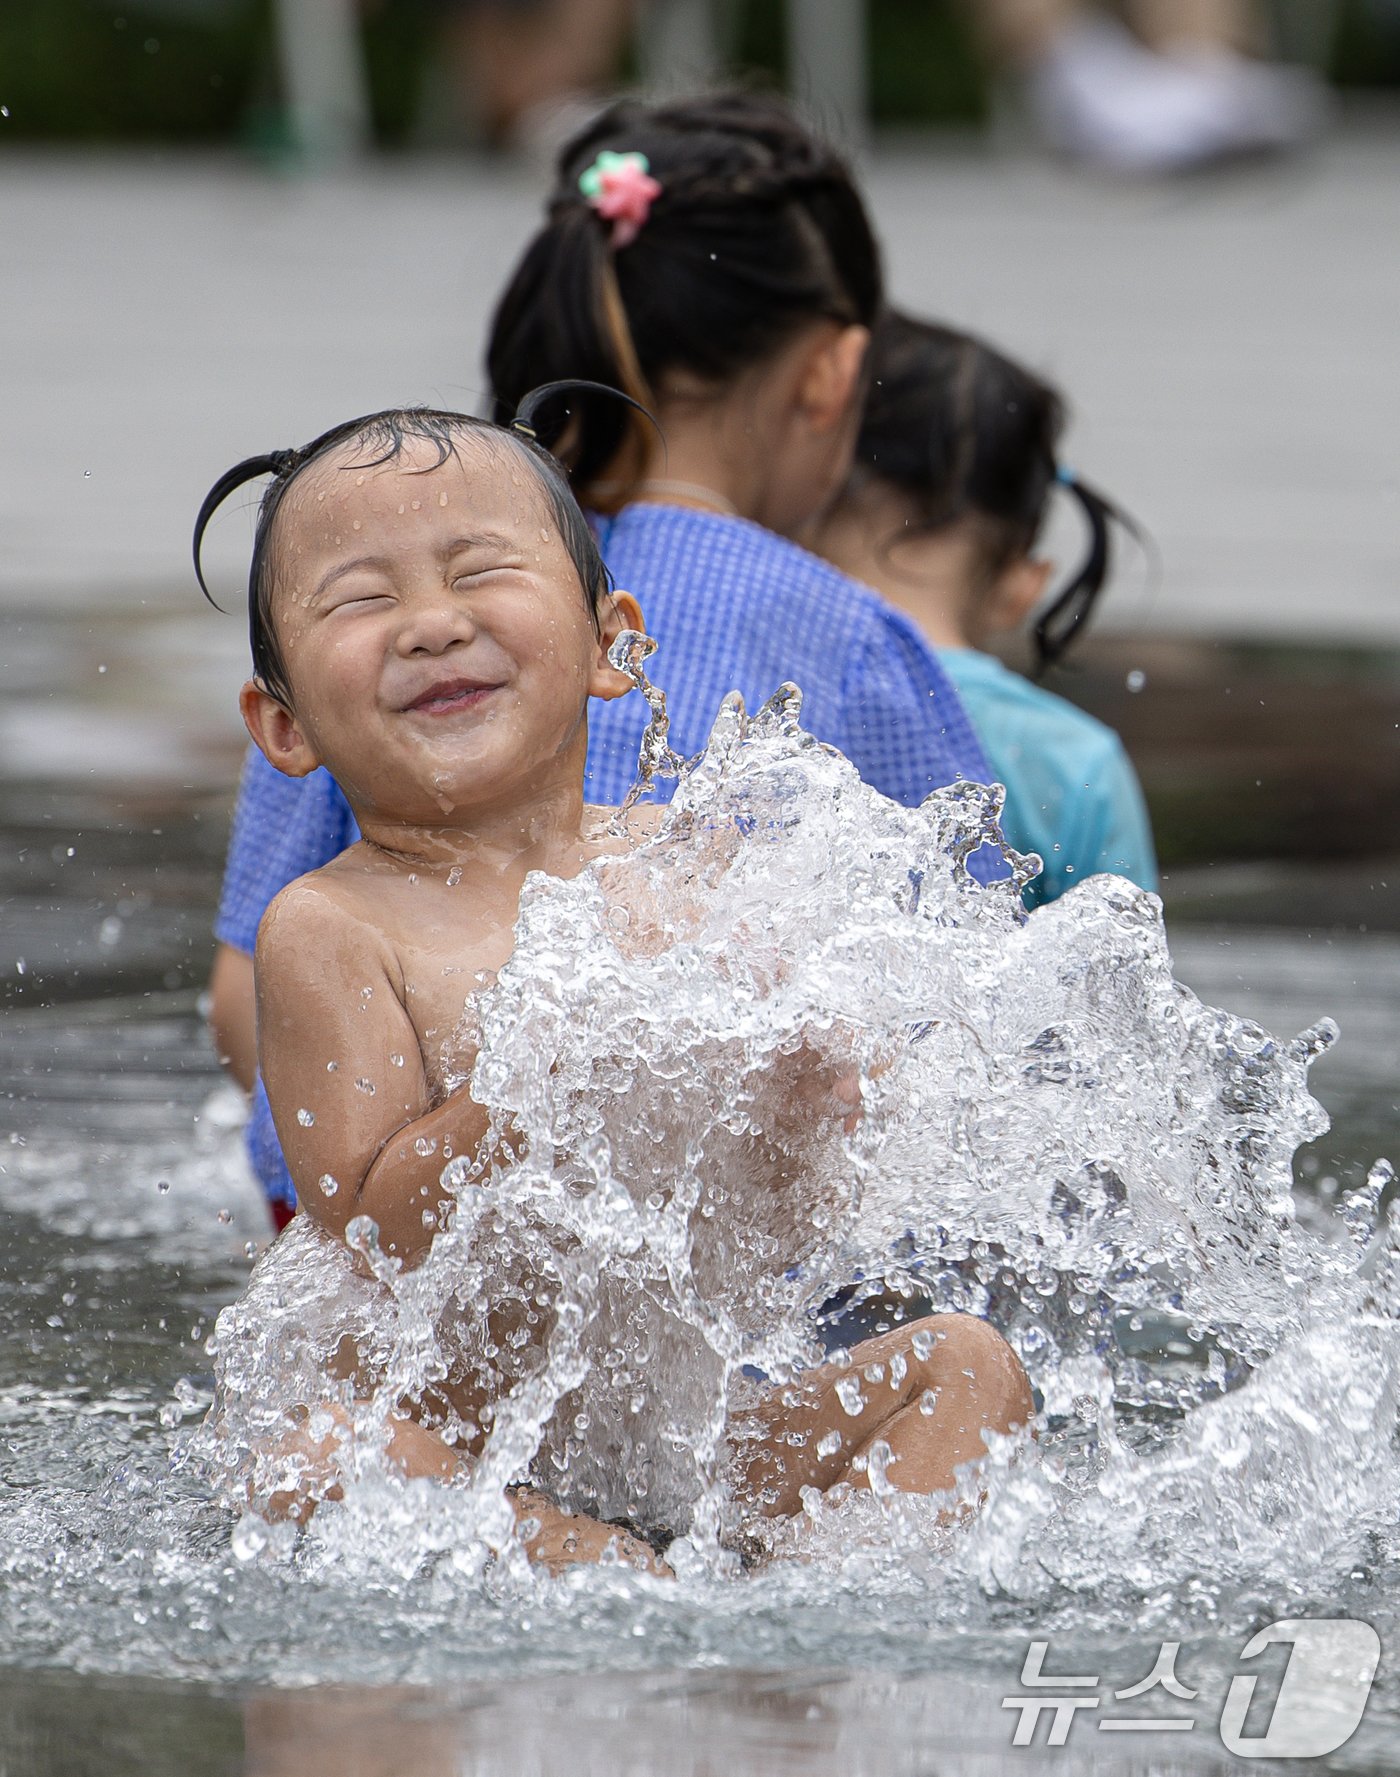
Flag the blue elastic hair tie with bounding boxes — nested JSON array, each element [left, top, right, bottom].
[[1055, 463, 1076, 487]]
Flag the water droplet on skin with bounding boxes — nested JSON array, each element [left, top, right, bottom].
[[244, 1241, 258, 1258], [918, 1388, 941, 1416], [411, 499, 422, 511], [326, 1060, 339, 1073], [319, 1173, 340, 1197], [296, 1108, 315, 1127], [156, 1179, 170, 1194], [439, 490, 448, 506], [1126, 669, 1147, 693], [217, 1208, 232, 1224], [354, 1078, 376, 1096], [816, 1429, 843, 1459], [390, 1053, 405, 1068], [835, 1376, 866, 1417], [445, 867, 462, 889], [413, 1136, 437, 1157], [352, 519, 362, 531]]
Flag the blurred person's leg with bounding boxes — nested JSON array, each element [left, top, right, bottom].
[[975, 0, 1083, 61], [439, 0, 635, 149], [1128, 0, 1255, 50]]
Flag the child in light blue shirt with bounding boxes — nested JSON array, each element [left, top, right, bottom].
[[817, 311, 1157, 908]]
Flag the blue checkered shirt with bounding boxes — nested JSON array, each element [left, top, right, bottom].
[[217, 504, 994, 1207]]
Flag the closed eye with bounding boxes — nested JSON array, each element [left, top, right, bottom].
[[324, 589, 396, 614], [450, 565, 527, 593]]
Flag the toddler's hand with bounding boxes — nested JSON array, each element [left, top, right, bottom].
[[510, 1487, 672, 1578]]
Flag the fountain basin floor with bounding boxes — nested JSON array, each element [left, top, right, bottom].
[[1, 918, 1397, 1776]]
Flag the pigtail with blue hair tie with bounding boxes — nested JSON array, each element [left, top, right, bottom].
[[1033, 465, 1145, 676]]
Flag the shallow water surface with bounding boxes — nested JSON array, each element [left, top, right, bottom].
[[3, 919, 1400, 1771], [3, 639, 1400, 1772]]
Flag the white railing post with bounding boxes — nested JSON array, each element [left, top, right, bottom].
[[638, 0, 724, 90], [784, 0, 868, 151], [271, 0, 373, 162]]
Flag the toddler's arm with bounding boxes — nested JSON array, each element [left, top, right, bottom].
[[254, 882, 489, 1263]]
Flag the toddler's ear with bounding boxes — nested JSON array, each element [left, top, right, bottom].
[[589, 591, 647, 701], [240, 680, 322, 778]]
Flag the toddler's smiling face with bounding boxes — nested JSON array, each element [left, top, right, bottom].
[[251, 431, 637, 825]]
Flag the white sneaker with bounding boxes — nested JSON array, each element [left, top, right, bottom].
[[1167, 46, 1328, 155], [1028, 15, 1324, 174]]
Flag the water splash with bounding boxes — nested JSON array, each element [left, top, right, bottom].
[[608, 628, 688, 819], [195, 684, 1398, 1621]]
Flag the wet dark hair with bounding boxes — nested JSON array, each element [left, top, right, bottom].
[[193, 387, 623, 709], [486, 91, 883, 501], [855, 311, 1135, 672]]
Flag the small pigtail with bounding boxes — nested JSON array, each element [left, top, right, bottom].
[[1033, 470, 1146, 675], [511, 378, 658, 448], [192, 450, 295, 609]]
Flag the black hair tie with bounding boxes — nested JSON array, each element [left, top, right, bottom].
[[1033, 470, 1147, 676]]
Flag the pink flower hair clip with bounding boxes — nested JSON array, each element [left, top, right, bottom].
[[579, 150, 663, 250]]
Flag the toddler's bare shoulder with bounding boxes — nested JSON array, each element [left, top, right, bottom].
[[255, 870, 391, 977]]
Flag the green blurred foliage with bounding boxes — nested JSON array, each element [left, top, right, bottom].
[[0, 0, 1395, 145], [0, 1, 261, 141]]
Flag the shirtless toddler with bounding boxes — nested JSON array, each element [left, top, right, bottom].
[[199, 404, 1034, 1571]]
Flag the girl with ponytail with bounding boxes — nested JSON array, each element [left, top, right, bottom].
[[485, 91, 993, 816], [816, 311, 1157, 908]]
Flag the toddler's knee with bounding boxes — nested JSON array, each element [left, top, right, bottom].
[[927, 1313, 1034, 1428]]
